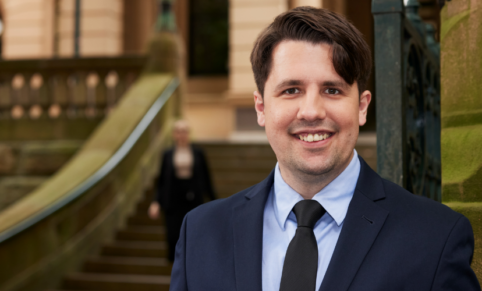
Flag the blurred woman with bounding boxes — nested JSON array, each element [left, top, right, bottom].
[[148, 120, 216, 262]]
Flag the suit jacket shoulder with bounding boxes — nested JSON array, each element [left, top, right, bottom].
[[319, 157, 479, 291], [355, 157, 462, 230]]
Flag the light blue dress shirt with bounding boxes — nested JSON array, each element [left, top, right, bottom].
[[262, 150, 361, 291]]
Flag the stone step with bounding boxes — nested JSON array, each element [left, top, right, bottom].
[[212, 172, 273, 184], [136, 200, 154, 211], [115, 226, 165, 241], [198, 143, 276, 199], [215, 184, 268, 198], [200, 144, 276, 159], [127, 214, 164, 226], [101, 241, 167, 258], [208, 159, 277, 171], [63, 273, 170, 291], [84, 256, 171, 276]]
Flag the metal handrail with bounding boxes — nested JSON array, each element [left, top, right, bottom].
[[0, 77, 180, 243]]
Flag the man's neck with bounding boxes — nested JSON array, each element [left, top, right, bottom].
[[278, 154, 354, 199]]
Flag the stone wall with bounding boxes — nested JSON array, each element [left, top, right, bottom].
[[441, 0, 482, 199], [0, 140, 82, 211], [441, 0, 482, 281], [0, 176, 48, 211]]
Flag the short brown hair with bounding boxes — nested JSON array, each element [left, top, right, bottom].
[[250, 6, 372, 96]]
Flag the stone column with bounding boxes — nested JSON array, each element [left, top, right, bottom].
[[225, 0, 287, 136], [441, 0, 482, 280], [1, 0, 55, 59], [228, 0, 287, 99], [292, 0, 322, 8], [79, 0, 123, 56]]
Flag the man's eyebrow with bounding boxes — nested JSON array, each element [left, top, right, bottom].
[[322, 80, 350, 90], [274, 80, 304, 91]]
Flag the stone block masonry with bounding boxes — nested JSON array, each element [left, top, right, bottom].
[[441, 0, 482, 282]]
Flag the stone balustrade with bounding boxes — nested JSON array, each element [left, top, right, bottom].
[[0, 57, 146, 141], [0, 57, 146, 120], [0, 74, 180, 291]]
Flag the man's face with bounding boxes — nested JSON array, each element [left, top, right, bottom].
[[254, 40, 371, 180]]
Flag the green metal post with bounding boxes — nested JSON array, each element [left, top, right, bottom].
[[156, 0, 176, 32], [74, 0, 81, 57], [372, 0, 406, 187]]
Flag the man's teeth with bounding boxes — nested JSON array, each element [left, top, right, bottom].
[[299, 133, 330, 142]]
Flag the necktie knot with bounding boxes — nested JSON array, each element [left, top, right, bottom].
[[293, 200, 325, 229]]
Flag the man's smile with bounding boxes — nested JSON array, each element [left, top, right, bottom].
[[295, 132, 334, 142]]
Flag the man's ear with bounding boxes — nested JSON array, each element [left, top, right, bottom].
[[254, 91, 265, 127], [359, 90, 372, 126]]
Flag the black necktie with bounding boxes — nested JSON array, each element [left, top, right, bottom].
[[279, 200, 326, 291]]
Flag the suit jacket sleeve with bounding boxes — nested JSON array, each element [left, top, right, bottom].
[[170, 214, 189, 291], [431, 215, 481, 291]]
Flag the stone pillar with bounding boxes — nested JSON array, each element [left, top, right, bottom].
[[226, 0, 287, 135], [322, 0, 346, 15], [292, 0, 322, 8], [58, 0, 124, 57], [441, 0, 482, 281], [57, 0, 75, 56], [1, 0, 55, 59], [228, 0, 287, 99], [79, 0, 123, 56], [1, 0, 124, 58], [441, 0, 482, 201], [122, 0, 158, 55]]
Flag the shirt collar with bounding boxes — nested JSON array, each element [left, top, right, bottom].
[[273, 150, 360, 229]]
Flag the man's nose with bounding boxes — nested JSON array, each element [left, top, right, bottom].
[[297, 90, 326, 121]]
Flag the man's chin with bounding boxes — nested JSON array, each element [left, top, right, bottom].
[[296, 162, 335, 177]]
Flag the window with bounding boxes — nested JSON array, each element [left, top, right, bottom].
[[188, 0, 228, 75]]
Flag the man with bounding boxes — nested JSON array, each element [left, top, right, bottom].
[[170, 7, 480, 291]]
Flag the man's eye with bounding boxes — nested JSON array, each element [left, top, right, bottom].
[[284, 88, 300, 94], [325, 88, 340, 95]]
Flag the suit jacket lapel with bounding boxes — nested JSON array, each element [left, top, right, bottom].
[[233, 171, 274, 291], [319, 158, 389, 291]]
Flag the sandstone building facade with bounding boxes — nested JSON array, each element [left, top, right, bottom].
[[0, 0, 375, 141]]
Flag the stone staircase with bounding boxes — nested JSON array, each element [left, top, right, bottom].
[[47, 143, 276, 290], [50, 189, 171, 291], [48, 139, 376, 290], [0, 140, 82, 211], [199, 142, 278, 199], [199, 137, 376, 199]]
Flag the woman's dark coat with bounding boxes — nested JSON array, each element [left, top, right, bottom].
[[156, 146, 216, 212]]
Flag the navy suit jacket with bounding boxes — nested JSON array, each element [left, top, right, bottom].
[[170, 157, 480, 291]]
